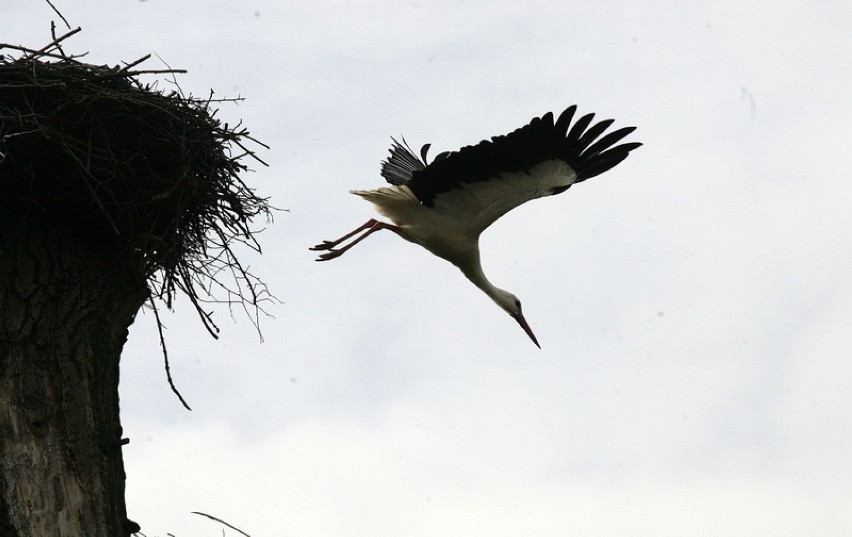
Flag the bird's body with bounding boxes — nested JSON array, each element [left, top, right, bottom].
[[311, 105, 641, 346]]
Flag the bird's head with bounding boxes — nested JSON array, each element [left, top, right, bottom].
[[494, 290, 540, 349]]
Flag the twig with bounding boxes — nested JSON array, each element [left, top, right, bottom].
[[44, 0, 72, 30], [37, 26, 80, 53], [0, 28, 84, 62], [119, 54, 152, 72], [150, 298, 192, 411], [191, 512, 252, 537], [88, 67, 188, 83]]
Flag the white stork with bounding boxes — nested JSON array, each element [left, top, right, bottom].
[[311, 105, 640, 347]]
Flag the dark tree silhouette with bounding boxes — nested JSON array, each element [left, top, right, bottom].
[[0, 29, 271, 536]]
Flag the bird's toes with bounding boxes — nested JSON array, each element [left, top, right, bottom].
[[309, 241, 335, 251], [315, 250, 342, 262]]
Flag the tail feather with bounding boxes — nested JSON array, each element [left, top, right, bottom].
[[351, 186, 419, 223]]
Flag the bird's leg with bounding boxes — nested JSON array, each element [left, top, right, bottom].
[[311, 219, 399, 261], [310, 218, 379, 251]]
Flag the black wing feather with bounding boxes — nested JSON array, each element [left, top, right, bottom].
[[553, 105, 577, 137], [578, 141, 643, 180], [565, 113, 596, 147], [583, 126, 638, 159], [402, 104, 641, 206], [578, 118, 615, 148], [419, 143, 432, 165], [380, 137, 427, 185]]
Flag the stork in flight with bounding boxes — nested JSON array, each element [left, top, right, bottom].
[[311, 105, 641, 347]]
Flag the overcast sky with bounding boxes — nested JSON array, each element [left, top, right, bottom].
[[7, 1, 852, 536]]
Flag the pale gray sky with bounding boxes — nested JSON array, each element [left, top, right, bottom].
[[7, 1, 852, 535]]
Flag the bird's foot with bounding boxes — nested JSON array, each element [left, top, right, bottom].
[[316, 250, 343, 261], [314, 249, 344, 262], [309, 241, 336, 251]]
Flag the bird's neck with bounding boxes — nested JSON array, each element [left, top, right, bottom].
[[456, 251, 507, 307]]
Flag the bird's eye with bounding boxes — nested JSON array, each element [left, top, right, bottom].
[[514, 298, 522, 311]]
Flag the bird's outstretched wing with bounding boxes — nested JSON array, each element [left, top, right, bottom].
[[399, 105, 640, 234], [407, 104, 639, 199]]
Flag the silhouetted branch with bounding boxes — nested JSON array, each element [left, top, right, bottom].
[[191, 512, 252, 537]]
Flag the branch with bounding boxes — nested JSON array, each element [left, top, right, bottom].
[[191, 512, 252, 537], [44, 0, 72, 30], [150, 298, 192, 411]]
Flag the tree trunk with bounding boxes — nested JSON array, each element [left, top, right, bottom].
[[0, 216, 148, 536]]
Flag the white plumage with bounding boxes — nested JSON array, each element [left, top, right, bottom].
[[311, 105, 641, 347]]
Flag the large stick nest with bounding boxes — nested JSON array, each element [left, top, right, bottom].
[[0, 29, 272, 341]]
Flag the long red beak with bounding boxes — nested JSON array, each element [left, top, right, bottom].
[[512, 312, 540, 348]]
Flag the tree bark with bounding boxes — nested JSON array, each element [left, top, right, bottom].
[[0, 216, 148, 536]]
